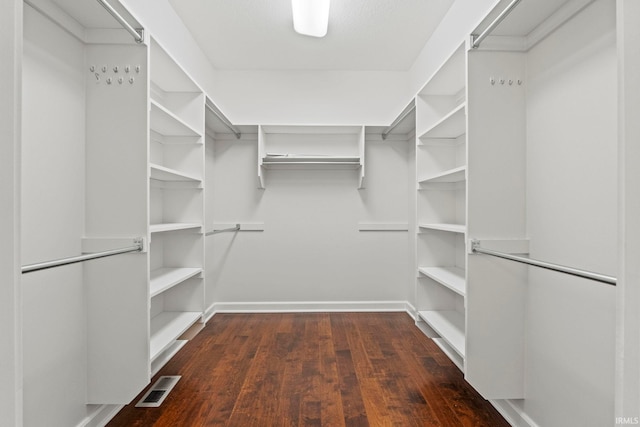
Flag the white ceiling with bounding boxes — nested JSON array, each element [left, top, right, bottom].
[[167, 0, 455, 71]]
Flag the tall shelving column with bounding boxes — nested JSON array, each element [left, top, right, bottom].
[[148, 38, 205, 375], [414, 43, 467, 370]]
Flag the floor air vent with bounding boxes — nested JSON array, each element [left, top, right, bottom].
[[135, 375, 181, 408]]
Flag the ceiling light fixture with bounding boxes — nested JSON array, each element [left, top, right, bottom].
[[292, 0, 330, 38]]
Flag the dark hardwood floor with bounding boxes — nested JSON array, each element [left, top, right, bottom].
[[107, 312, 510, 426]]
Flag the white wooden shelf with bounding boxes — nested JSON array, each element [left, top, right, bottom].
[[150, 163, 201, 182], [150, 311, 201, 361], [149, 223, 201, 233], [418, 223, 466, 234], [261, 156, 361, 169], [418, 310, 465, 357], [419, 166, 466, 184], [150, 99, 201, 137], [419, 103, 466, 140], [418, 266, 466, 296], [150, 267, 202, 298]]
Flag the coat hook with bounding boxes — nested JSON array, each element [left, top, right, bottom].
[[490, 77, 495, 85]]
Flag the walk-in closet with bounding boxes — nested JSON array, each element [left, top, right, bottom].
[[2, 0, 639, 426]]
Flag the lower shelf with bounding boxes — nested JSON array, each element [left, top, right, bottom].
[[418, 310, 465, 358], [150, 311, 201, 362]]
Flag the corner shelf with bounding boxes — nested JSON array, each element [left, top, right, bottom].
[[150, 311, 201, 362], [418, 223, 466, 234], [419, 103, 466, 140], [419, 165, 466, 184], [150, 267, 202, 298], [150, 99, 201, 137], [418, 310, 466, 358], [418, 266, 466, 296], [150, 163, 201, 182], [150, 223, 201, 233]]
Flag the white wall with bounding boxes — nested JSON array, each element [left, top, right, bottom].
[[213, 70, 409, 126], [0, 1, 23, 426], [205, 134, 411, 310], [616, 0, 640, 421], [21, 6, 92, 426], [523, 1, 617, 425]]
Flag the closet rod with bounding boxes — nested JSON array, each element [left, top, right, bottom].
[[96, 0, 144, 43], [22, 239, 143, 274], [470, 240, 616, 286], [205, 102, 241, 139], [205, 224, 241, 236], [471, 0, 523, 48], [382, 103, 416, 140]]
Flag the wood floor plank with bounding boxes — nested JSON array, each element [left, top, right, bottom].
[[107, 312, 510, 427]]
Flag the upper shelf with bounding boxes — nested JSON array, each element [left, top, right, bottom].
[[150, 163, 201, 182], [419, 166, 466, 184], [151, 100, 201, 137], [419, 103, 466, 140], [418, 42, 466, 97], [150, 39, 200, 93], [261, 155, 361, 169], [472, 0, 592, 51]]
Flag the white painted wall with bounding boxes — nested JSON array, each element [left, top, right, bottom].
[[205, 134, 411, 309], [212, 70, 409, 126], [0, 1, 23, 426], [21, 6, 93, 426], [616, 0, 640, 421], [523, 1, 617, 425]]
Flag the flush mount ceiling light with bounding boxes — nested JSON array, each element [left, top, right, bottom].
[[292, 0, 330, 38]]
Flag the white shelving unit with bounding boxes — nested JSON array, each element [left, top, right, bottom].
[[148, 38, 205, 371], [258, 125, 366, 188], [414, 42, 468, 371]]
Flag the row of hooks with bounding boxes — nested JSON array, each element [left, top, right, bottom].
[[490, 77, 523, 86], [89, 64, 142, 85]]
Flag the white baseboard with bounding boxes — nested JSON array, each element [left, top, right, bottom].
[[209, 300, 411, 314], [490, 399, 539, 427], [78, 404, 124, 427]]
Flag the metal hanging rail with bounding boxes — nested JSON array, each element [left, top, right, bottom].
[[470, 240, 616, 286], [205, 224, 241, 236], [22, 239, 143, 274], [471, 0, 523, 48], [96, 0, 144, 43], [382, 103, 416, 140], [205, 102, 241, 139]]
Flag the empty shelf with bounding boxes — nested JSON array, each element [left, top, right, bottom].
[[419, 166, 466, 184], [418, 266, 466, 296], [150, 164, 201, 182], [151, 100, 201, 137], [418, 310, 465, 357], [418, 223, 466, 234], [150, 223, 201, 233], [150, 311, 201, 361], [419, 103, 466, 139], [150, 267, 202, 298]]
